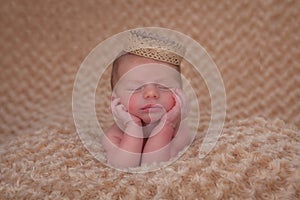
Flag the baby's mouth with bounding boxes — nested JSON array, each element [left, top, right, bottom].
[[141, 104, 163, 112]]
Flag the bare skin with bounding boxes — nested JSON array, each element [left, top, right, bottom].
[[101, 54, 192, 168]]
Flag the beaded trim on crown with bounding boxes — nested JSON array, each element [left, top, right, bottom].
[[125, 30, 186, 66]]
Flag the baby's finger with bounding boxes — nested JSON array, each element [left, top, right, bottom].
[[111, 98, 120, 108], [172, 89, 183, 108], [115, 104, 125, 113], [170, 93, 180, 113], [169, 94, 181, 116], [121, 104, 128, 112], [110, 99, 121, 116]]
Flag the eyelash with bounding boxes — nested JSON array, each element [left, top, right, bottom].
[[157, 85, 169, 90], [127, 85, 171, 92], [127, 86, 143, 92]]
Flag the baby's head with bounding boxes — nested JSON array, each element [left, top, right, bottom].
[[110, 31, 185, 124]]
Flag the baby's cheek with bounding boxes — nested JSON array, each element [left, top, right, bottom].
[[128, 94, 140, 113]]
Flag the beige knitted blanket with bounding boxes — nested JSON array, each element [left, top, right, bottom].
[[0, 0, 299, 199]]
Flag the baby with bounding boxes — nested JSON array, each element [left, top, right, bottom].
[[101, 31, 192, 168]]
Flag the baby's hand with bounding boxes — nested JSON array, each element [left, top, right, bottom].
[[111, 98, 142, 131], [162, 88, 190, 128], [151, 89, 189, 137]]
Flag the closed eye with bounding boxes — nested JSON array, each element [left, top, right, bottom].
[[156, 84, 171, 91], [127, 86, 144, 92]]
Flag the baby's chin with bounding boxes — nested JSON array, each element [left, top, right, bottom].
[[141, 112, 164, 125]]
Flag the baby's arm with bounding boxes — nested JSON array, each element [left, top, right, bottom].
[[141, 121, 192, 165], [102, 124, 144, 168], [141, 121, 175, 164], [101, 98, 144, 168], [169, 120, 192, 157]]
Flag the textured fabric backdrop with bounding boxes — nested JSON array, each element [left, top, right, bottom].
[[1, 0, 299, 134], [0, 0, 299, 199]]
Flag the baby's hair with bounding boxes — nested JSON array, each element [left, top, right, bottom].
[[110, 55, 121, 89], [110, 53, 181, 90]]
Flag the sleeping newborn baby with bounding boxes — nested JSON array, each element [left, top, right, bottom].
[[101, 31, 193, 168]]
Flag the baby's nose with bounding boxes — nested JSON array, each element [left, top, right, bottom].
[[143, 85, 159, 99]]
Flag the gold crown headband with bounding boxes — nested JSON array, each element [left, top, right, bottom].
[[124, 30, 186, 66]]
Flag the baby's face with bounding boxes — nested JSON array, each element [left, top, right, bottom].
[[113, 55, 181, 124]]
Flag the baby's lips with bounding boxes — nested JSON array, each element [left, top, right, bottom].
[[141, 103, 163, 109]]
